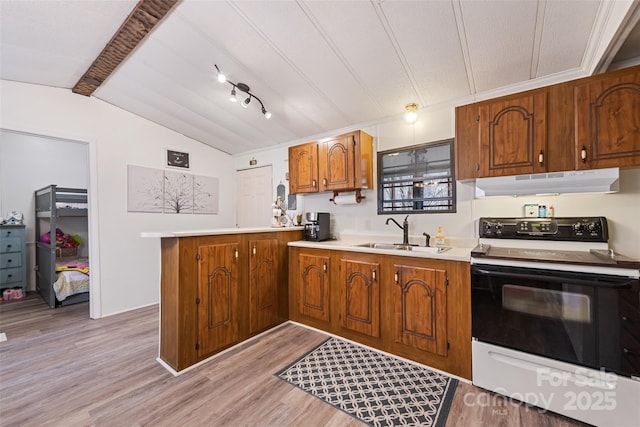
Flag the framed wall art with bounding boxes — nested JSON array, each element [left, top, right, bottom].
[[166, 149, 190, 169]]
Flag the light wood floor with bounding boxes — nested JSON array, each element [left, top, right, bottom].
[[0, 293, 587, 427]]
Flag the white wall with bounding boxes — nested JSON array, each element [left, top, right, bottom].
[[234, 104, 640, 260], [0, 80, 235, 317]]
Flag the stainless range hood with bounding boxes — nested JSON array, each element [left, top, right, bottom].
[[475, 168, 620, 197]]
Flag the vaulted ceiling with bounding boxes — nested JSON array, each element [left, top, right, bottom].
[[2, 0, 639, 155]]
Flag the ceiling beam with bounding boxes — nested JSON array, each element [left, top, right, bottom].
[[72, 0, 179, 96]]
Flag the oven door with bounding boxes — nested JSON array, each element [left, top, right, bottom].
[[471, 263, 637, 376]]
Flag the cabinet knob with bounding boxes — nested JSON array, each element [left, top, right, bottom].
[[6, 245, 11, 249], [372, 270, 376, 281], [538, 151, 544, 165], [234, 248, 239, 260], [7, 259, 11, 263], [323, 178, 327, 186], [323, 262, 327, 272], [252, 246, 256, 256], [394, 272, 399, 283], [312, 179, 317, 188], [581, 146, 587, 163]]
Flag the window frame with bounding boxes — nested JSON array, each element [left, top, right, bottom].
[[376, 139, 456, 215]]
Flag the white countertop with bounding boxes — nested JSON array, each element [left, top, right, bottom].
[[140, 226, 304, 238], [288, 239, 473, 262]]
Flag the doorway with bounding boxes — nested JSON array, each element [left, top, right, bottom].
[[0, 129, 96, 317], [236, 166, 273, 228]]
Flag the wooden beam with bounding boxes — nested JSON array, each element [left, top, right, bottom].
[[72, 0, 179, 96]]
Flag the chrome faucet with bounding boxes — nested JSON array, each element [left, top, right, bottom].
[[385, 215, 410, 245]]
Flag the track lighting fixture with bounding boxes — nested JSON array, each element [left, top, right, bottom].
[[214, 64, 271, 119], [404, 103, 418, 124]]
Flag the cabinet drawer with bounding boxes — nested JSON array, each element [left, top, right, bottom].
[[0, 253, 22, 269], [0, 267, 22, 284], [0, 237, 21, 253], [0, 228, 25, 240]]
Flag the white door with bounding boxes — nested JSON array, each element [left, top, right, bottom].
[[236, 166, 273, 228]]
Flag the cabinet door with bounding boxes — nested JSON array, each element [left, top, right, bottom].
[[479, 91, 547, 177], [298, 253, 330, 322], [197, 243, 239, 357], [455, 104, 481, 180], [289, 142, 319, 194], [575, 67, 640, 169], [248, 238, 278, 334], [319, 133, 355, 191], [339, 259, 380, 338], [393, 264, 447, 356]]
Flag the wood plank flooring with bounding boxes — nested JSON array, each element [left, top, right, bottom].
[[0, 293, 587, 426]]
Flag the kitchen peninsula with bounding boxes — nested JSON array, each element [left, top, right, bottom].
[[143, 227, 303, 373], [145, 228, 473, 379]]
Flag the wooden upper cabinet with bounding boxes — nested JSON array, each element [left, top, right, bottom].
[[339, 258, 380, 338], [248, 238, 278, 334], [319, 134, 356, 191], [289, 130, 373, 194], [197, 242, 240, 358], [288, 142, 318, 194], [575, 66, 640, 169], [478, 91, 548, 177], [455, 103, 481, 180], [392, 264, 448, 357]]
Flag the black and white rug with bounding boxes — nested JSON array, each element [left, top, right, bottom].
[[276, 337, 458, 427]]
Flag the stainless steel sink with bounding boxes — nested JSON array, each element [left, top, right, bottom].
[[351, 242, 450, 253], [352, 242, 412, 250]]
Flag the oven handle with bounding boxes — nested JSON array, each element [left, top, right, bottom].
[[472, 267, 634, 288]]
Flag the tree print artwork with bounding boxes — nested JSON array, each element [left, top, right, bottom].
[[127, 165, 218, 214]]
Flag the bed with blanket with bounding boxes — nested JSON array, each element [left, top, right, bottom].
[[54, 259, 90, 302]]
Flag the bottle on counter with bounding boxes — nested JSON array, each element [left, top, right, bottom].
[[435, 226, 446, 247], [538, 205, 546, 218], [547, 205, 555, 218]]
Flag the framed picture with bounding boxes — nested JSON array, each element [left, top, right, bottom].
[[167, 149, 190, 169]]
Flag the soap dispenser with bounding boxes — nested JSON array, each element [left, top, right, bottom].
[[435, 226, 446, 247]]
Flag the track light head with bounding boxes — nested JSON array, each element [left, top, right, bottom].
[[262, 107, 272, 119], [214, 64, 227, 83], [229, 87, 237, 102], [242, 96, 251, 108]]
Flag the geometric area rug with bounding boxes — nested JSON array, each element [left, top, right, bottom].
[[276, 337, 458, 427]]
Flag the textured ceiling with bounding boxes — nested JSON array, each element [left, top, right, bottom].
[[1, 0, 639, 155]]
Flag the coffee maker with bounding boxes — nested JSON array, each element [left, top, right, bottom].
[[304, 212, 331, 241]]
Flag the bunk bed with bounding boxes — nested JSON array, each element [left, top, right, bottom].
[[35, 185, 89, 308]]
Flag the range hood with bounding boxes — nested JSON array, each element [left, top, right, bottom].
[[475, 168, 620, 197]]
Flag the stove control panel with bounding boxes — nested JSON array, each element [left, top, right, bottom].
[[479, 217, 608, 242]]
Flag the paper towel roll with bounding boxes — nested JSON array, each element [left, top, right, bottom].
[[333, 194, 359, 205]]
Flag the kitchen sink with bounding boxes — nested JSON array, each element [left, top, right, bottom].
[[352, 242, 451, 253]]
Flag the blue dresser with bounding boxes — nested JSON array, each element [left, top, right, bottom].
[[0, 225, 27, 297]]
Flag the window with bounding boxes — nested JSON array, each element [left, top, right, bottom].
[[377, 139, 456, 214]]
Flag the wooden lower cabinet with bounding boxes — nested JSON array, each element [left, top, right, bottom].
[[197, 242, 240, 358], [289, 247, 472, 380], [297, 252, 331, 324], [248, 238, 279, 334], [391, 264, 447, 356], [339, 258, 380, 338], [160, 230, 302, 372]]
